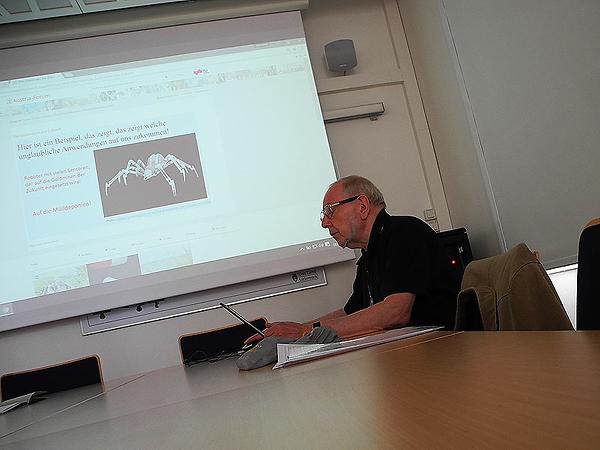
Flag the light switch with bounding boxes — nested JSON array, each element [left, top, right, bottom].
[[424, 208, 436, 220]]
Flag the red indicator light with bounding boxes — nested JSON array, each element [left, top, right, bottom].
[[451, 259, 457, 265]]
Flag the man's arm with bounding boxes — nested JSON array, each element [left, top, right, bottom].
[[320, 293, 415, 339], [244, 309, 346, 345], [308, 308, 347, 324], [245, 293, 415, 344]]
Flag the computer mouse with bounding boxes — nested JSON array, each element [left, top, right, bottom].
[[236, 336, 295, 370]]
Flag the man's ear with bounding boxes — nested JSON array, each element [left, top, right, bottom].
[[358, 195, 370, 219]]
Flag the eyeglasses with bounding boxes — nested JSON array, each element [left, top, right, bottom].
[[320, 195, 360, 221]]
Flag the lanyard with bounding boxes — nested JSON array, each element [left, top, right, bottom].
[[365, 266, 374, 306]]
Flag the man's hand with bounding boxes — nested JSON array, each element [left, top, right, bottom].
[[243, 321, 311, 345]]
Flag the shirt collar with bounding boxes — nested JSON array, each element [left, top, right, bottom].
[[361, 209, 390, 258]]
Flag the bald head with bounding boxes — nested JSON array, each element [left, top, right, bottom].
[[329, 175, 386, 208], [321, 176, 386, 250]]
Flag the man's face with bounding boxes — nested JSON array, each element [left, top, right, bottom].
[[320, 183, 361, 248]]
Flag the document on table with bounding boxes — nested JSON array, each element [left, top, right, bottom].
[[273, 326, 442, 369], [0, 391, 47, 414]]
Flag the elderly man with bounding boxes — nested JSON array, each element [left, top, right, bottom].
[[246, 175, 459, 343]]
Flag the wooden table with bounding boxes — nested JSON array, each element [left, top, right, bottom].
[[1, 331, 599, 449]]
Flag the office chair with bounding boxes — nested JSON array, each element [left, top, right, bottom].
[[1, 355, 103, 401], [576, 218, 600, 330], [455, 243, 573, 330], [179, 318, 267, 365]]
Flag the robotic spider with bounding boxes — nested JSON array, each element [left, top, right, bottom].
[[105, 153, 199, 197]]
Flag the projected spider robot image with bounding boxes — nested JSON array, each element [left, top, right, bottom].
[[105, 153, 199, 197]]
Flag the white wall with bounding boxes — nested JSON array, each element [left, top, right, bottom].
[[0, 0, 449, 381], [398, 0, 600, 268], [547, 265, 577, 329], [397, 0, 501, 259]]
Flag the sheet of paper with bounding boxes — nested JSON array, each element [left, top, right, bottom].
[[0, 391, 47, 414], [276, 343, 325, 363], [0, 402, 22, 414], [274, 326, 442, 369]]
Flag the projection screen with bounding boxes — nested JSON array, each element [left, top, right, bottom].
[[0, 11, 354, 332]]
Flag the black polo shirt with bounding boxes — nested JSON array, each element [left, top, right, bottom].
[[344, 210, 459, 330]]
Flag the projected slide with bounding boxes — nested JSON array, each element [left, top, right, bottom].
[[0, 12, 354, 331], [86, 256, 142, 285]]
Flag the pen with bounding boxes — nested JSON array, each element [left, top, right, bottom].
[[219, 302, 265, 337]]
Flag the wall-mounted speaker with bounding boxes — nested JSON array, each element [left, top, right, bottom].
[[324, 39, 357, 73]]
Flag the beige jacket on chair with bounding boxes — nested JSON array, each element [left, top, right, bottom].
[[455, 243, 573, 330]]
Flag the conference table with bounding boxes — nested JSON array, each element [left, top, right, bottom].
[[1, 331, 599, 449]]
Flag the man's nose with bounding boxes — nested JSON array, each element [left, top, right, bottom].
[[321, 216, 331, 228]]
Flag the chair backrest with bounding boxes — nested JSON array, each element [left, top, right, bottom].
[[576, 218, 600, 330], [456, 243, 573, 331], [1, 355, 103, 401], [179, 318, 267, 364]]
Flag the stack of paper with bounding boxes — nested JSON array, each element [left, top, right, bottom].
[[274, 326, 442, 369]]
